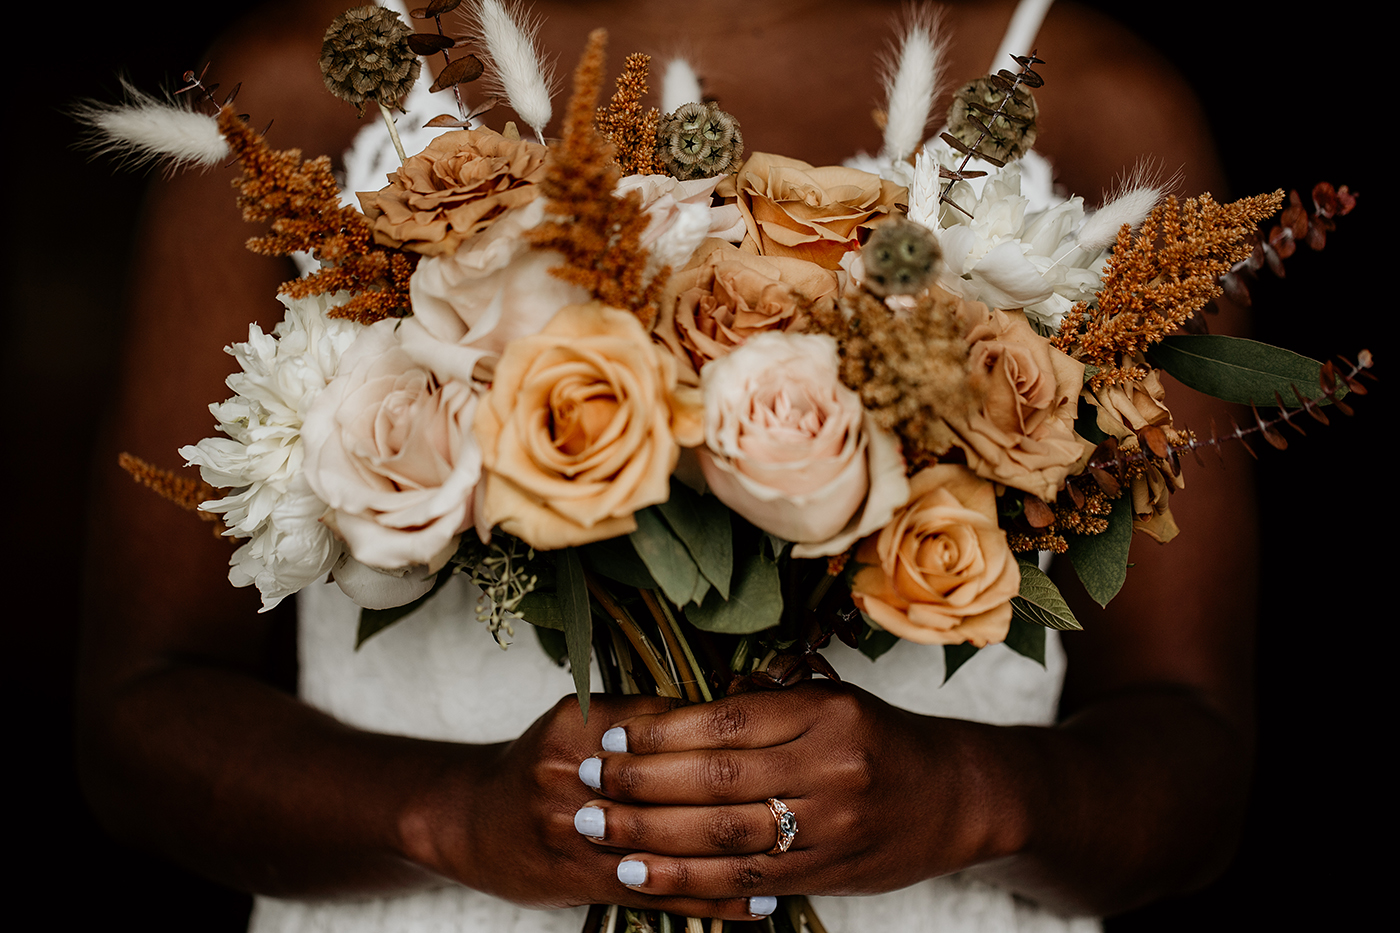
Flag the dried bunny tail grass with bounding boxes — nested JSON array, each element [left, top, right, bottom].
[[74, 80, 229, 171], [879, 4, 948, 162], [1077, 160, 1177, 252], [469, 0, 557, 142], [660, 57, 703, 114]]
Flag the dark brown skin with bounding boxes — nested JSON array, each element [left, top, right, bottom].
[[78, 0, 1255, 922]]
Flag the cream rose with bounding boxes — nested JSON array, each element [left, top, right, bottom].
[[301, 320, 481, 571], [697, 333, 909, 557], [717, 153, 906, 270], [655, 240, 839, 384], [851, 464, 1019, 647], [948, 305, 1091, 503], [475, 302, 704, 550], [357, 128, 548, 257]]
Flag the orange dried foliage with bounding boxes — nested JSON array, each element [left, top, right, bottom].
[[118, 452, 229, 538], [596, 52, 662, 176], [1055, 190, 1284, 387], [527, 30, 666, 327], [217, 106, 416, 324]]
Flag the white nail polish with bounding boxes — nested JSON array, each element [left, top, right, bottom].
[[617, 860, 647, 886], [578, 756, 602, 790], [601, 726, 627, 753], [573, 806, 605, 838], [748, 896, 777, 916]]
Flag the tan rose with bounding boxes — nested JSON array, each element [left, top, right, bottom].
[[357, 128, 548, 257], [948, 305, 1091, 503], [851, 464, 1019, 647], [475, 303, 704, 549], [655, 240, 839, 384], [1085, 370, 1184, 543], [301, 320, 481, 571], [696, 332, 909, 557], [717, 153, 906, 269]]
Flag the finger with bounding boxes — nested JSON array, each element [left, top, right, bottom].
[[582, 746, 800, 804], [614, 890, 780, 922], [613, 850, 811, 902], [604, 691, 816, 755], [573, 800, 786, 856]]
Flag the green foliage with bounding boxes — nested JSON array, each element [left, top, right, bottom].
[[942, 642, 979, 682], [1011, 559, 1082, 631], [857, 614, 900, 661], [656, 481, 733, 599], [557, 547, 593, 720], [1004, 615, 1046, 667], [580, 535, 658, 590], [687, 553, 783, 633], [1147, 335, 1339, 406], [1065, 493, 1132, 607], [356, 569, 451, 648], [629, 508, 707, 606]]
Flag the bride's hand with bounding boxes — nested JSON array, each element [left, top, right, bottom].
[[405, 692, 789, 920], [569, 680, 1016, 902]]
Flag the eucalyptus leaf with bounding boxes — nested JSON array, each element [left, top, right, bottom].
[[942, 643, 980, 682], [1147, 335, 1340, 406], [356, 569, 451, 648], [557, 548, 592, 720], [629, 508, 701, 606], [1066, 493, 1132, 607], [534, 624, 568, 667], [687, 554, 783, 634], [764, 532, 790, 561], [514, 550, 563, 631], [1011, 560, 1082, 631], [1004, 615, 1046, 667], [579, 535, 657, 590], [657, 481, 733, 599]]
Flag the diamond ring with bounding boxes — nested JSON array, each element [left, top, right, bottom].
[[766, 798, 798, 854]]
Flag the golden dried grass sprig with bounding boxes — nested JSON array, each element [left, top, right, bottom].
[[596, 52, 662, 176], [528, 30, 665, 325], [1055, 190, 1284, 387], [118, 453, 229, 538], [217, 106, 416, 324]]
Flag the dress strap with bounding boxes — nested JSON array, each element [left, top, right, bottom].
[[989, 0, 1055, 73]]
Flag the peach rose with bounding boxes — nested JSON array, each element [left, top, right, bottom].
[[475, 302, 704, 550], [851, 464, 1019, 647], [357, 128, 548, 257], [1085, 370, 1184, 543], [948, 306, 1091, 503], [717, 152, 906, 269], [697, 333, 909, 558], [301, 320, 481, 571], [655, 240, 839, 384]]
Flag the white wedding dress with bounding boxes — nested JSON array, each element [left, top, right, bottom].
[[252, 0, 1100, 928]]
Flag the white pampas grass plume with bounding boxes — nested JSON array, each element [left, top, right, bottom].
[[661, 58, 703, 114], [470, 0, 556, 143], [1077, 162, 1177, 251], [74, 81, 228, 171], [879, 5, 947, 162]]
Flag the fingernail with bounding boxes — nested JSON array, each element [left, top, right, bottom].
[[748, 896, 777, 916], [573, 806, 605, 839], [578, 757, 602, 790], [617, 859, 647, 886], [602, 726, 627, 753]]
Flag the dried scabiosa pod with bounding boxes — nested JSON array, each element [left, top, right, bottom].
[[946, 74, 1038, 164], [862, 218, 942, 296], [320, 5, 422, 115], [656, 101, 744, 180]]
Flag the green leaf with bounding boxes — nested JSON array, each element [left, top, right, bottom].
[[1011, 560, 1082, 631], [1004, 615, 1046, 667], [356, 570, 451, 648], [1147, 335, 1340, 406], [657, 481, 733, 599], [763, 532, 790, 561], [858, 614, 900, 661], [533, 624, 568, 667], [514, 551, 564, 630], [629, 508, 702, 606], [942, 643, 980, 682], [687, 553, 783, 633], [1066, 493, 1132, 607], [579, 535, 657, 590], [557, 548, 592, 720]]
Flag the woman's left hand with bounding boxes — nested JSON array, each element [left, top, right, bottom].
[[570, 679, 1021, 901]]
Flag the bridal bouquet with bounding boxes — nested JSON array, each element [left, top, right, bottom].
[[90, 3, 1366, 929]]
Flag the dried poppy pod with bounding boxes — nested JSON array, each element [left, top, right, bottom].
[[320, 5, 422, 115], [861, 218, 942, 296], [655, 101, 744, 180], [946, 75, 1039, 164]]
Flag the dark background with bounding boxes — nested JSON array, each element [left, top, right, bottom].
[[6, 1, 1384, 929]]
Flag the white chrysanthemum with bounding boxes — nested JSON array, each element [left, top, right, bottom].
[[907, 139, 1107, 329], [181, 291, 362, 610]]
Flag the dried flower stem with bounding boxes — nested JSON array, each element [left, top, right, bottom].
[[118, 453, 228, 537], [596, 53, 662, 176], [377, 101, 408, 162]]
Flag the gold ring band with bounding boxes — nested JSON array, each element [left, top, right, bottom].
[[766, 798, 798, 854]]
